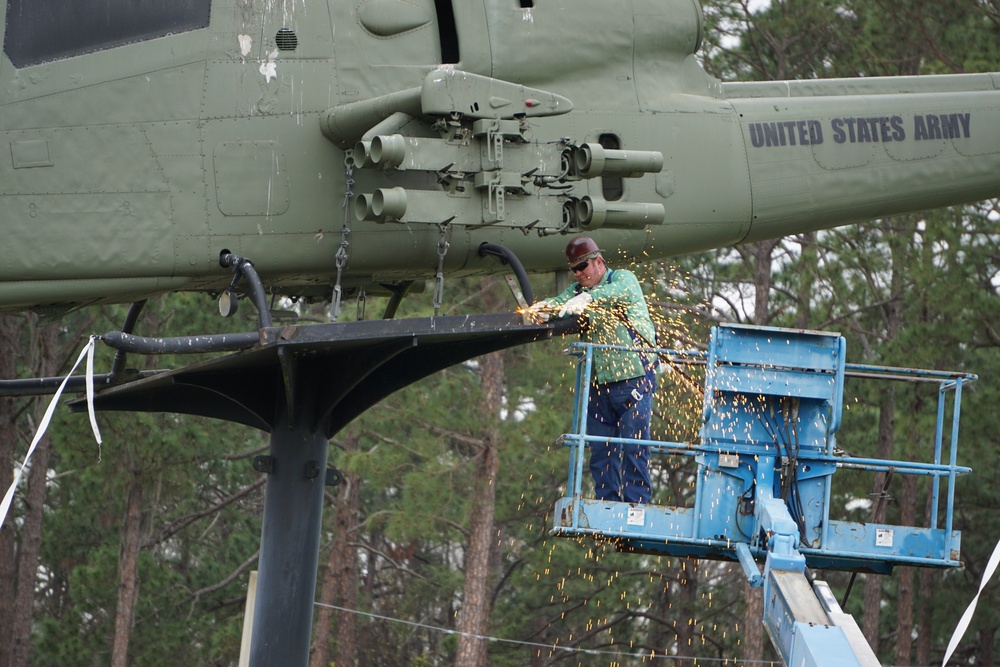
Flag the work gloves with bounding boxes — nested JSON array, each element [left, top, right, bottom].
[[558, 292, 593, 317], [523, 299, 552, 324], [521, 292, 594, 324]]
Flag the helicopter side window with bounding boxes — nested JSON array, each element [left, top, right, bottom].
[[599, 133, 624, 201], [4, 0, 211, 68]]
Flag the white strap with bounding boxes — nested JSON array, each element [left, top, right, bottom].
[[0, 337, 102, 531], [942, 534, 1000, 665], [85, 336, 102, 458]]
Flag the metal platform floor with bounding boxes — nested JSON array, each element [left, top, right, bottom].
[[69, 312, 577, 436]]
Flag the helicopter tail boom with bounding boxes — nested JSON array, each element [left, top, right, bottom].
[[725, 73, 1000, 241]]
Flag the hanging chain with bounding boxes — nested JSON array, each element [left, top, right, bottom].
[[433, 225, 450, 317], [356, 286, 366, 321], [330, 156, 354, 321]]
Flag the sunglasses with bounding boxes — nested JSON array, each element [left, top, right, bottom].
[[571, 260, 590, 273]]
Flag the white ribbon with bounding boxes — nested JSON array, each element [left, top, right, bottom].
[[942, 535, 1000, 665], [0, 337, 102, 531]]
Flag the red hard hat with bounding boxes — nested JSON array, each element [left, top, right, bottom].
[[565, 236, 603, 265]]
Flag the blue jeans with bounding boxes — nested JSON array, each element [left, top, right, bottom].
[[587, 375, 654, 503]]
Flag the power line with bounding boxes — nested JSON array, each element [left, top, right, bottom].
[[313, 601, 780, 665]]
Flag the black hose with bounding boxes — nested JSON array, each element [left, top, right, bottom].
[[101, 255, 268, 356], [107, 300, 147, 382], [0, 300, 155, 396], [220, 253, 273, 328], [0, 375, 108, 396], [0, 257, 272, 396], [0, 371, 167, 397], [477, 242, 534, 305], [101, 330, 260, 355], [381, 281, 414, 319]]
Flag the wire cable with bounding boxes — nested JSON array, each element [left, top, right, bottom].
[[313, 601, 782, 665]]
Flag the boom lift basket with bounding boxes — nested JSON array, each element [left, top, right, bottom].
[[551, 324, 975, 574]]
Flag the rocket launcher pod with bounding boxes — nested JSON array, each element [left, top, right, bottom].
[[574, 143, 664, 178], [576, 196, 665, 229]]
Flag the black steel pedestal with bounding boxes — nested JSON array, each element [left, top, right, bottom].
[[70, 313, 576, 666]]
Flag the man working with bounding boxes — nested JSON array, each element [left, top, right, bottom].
[[526, 236, 657, 504]]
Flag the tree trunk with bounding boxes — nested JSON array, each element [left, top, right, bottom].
[[453, 349, 503, 667], [915, 487, 936, 665], [741, 239, 777, 664], [916, 567, 934, 665], [357, 529, 379, 664], [979, 626, 996, 667], [310, 431, 360, 667], [741, 580, 765, 663], [334, 477, 361, 667], [860, 220, 907, 656], [794, 232, 817, 330], [8, 430, 53, 667], [860, 555, 882, 644], [111, 473, 144, 667], [895, 475, 918, 666], [750, 240, 779, 327], [675, 558, 699, 666], [654, 565, 675, 654], [529, 614, 549, 667], [862, 389, 896, 653], [0, 315, 21, 667], [8, 323, 60, 667]]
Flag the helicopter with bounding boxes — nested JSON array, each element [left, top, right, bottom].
[[0, 0, 998, 319], [2, 5, 998, 665]]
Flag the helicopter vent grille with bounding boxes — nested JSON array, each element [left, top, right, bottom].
[[275, 29, 298, 51]]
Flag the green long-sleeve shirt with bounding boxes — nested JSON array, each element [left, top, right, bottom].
[[548, 268, 656, 384]]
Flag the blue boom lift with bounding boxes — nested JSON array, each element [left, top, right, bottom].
[[551, 324, 975, 665]]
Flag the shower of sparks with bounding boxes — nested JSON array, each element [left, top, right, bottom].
[[511, 259, 753, 663]]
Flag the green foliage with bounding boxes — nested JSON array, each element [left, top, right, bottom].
[[680, 1, 1000, 662], [10, 3, 1000, 665], [14, 295, 266, 665]]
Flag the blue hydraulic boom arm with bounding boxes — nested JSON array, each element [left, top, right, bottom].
[[744, 496, 881, 665]]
